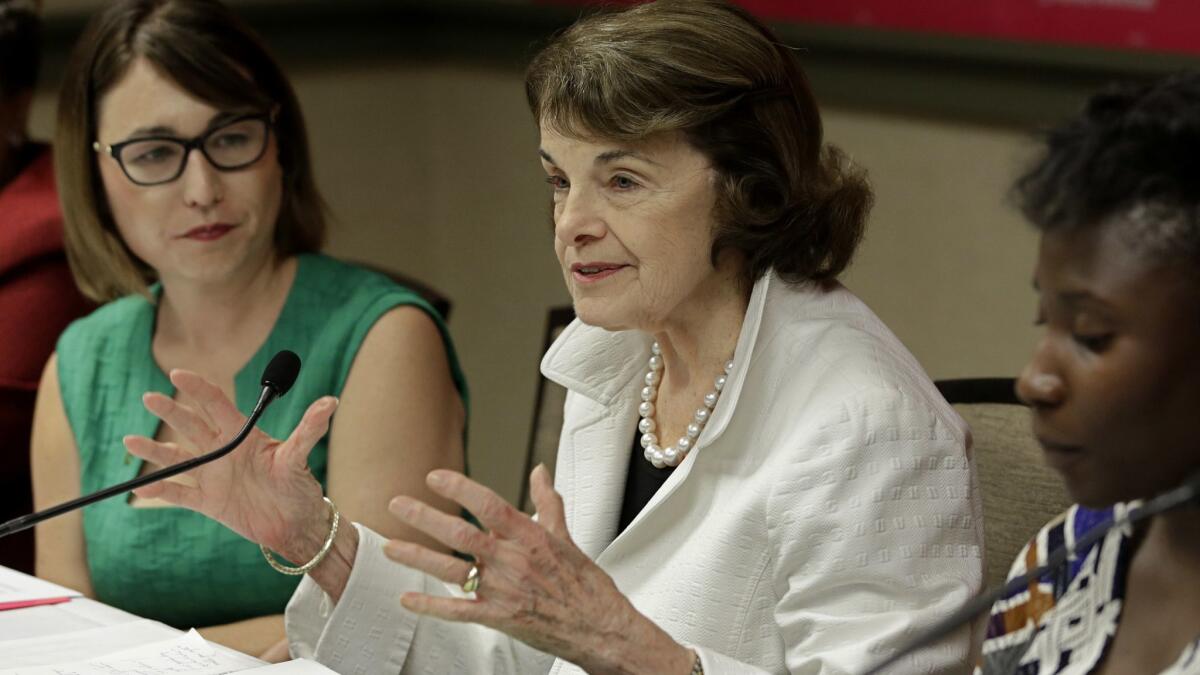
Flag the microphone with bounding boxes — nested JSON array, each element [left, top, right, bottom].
[[862, 470, 1200, 674], [0, 350, 302, 540]]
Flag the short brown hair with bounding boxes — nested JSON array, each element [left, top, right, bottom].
[[55, 0, 326, 302], [525, 0, 871, 286]]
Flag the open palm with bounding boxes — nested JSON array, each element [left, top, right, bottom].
[[123, 369, 337, 554]]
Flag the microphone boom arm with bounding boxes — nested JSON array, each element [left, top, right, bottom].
[[0, 381, 279, 540], [862, 473, 1200, 674]]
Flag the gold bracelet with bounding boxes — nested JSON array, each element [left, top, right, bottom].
[[690, 651, 704, 675], [260, 496, 339, 576]]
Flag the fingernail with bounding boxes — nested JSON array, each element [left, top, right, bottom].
[[427, 472, 445, 487], [398, 593, 416, 610]]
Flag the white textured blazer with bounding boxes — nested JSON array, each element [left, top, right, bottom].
[[286, 272, 985, 674]]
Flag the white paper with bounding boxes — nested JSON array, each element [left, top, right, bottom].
[[0, 602, 101, 641], [0, 619, 180, 667], [241, 661, 338, 674], [0, 567, 82, 606], [0, 629, 263, 675], [0, 597, 142, 642]]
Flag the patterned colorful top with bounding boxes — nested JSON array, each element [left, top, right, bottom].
[[977, 503, 1200, 674]]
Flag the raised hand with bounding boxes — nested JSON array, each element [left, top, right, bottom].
[[382, 465, 696, 675], [124, 369, 337, 556]]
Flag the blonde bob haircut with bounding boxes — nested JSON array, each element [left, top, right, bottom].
[[55, 0, 325, 302], [526, 0, 872, 287]]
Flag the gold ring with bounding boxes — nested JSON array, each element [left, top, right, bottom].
[[462, 564, 481, 593]]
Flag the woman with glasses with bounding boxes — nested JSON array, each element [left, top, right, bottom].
[[29, 0, 467, 660]]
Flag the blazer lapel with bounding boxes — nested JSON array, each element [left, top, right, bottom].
[[601, 273, 775, 547], [541, 271, 775, 559], [542, 320, 649, 560], [556, 390, 640, 560]]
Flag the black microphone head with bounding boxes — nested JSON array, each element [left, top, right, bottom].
[[262, 350, 301, 397]]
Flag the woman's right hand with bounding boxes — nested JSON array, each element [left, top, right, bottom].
[[124, 369, 338, 560]]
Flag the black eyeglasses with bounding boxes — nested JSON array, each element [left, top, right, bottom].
[[93, 112, 275, 187]]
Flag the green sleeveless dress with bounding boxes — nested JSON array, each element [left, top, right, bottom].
[[55, 254, 467, 629]]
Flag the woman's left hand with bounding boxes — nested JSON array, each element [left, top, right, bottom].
[[384, 465, 696, 675]]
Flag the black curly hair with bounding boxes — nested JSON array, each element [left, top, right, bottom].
[[1016, 71, 1200, 264]]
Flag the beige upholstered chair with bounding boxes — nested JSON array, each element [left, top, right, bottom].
[[936, 378, 1072, 588]]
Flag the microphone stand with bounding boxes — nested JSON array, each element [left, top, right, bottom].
[[862, 473, 1200, 674], [0, 350, 301, 540]]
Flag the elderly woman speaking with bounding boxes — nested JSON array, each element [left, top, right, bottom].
[[127, 1, 983, 672]]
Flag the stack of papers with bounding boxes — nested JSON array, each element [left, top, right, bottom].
[[0, 566, 336, 674], [0, 566, 81, 611], [0, 629, 252, 674], [1, 619, 182, 667], [0, 628, 336, 674]]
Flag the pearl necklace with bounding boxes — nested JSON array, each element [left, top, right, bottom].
[[638, 341, 734, 468]]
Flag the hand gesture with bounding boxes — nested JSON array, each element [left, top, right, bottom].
[[383, 466, 695, 675], [124, 369, 337, 555]]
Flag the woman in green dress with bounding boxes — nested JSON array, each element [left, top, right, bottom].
[[29, 0, 467, 660]]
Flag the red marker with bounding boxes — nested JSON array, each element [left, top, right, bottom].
[[0, 596, 73, 611]]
